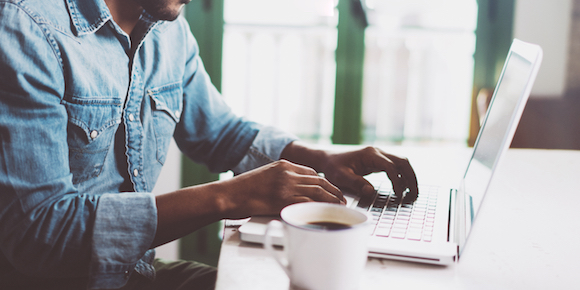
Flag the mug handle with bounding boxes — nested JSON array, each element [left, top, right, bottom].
[[264, 220, 290, 277]]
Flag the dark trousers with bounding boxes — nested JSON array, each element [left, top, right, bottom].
[[0, 259, 217, 290]]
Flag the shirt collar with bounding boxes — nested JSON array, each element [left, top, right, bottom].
[[65, 0, 112, 36], [65, 0, 163, 37]]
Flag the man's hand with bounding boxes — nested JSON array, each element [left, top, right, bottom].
[[320, 147, 418, 201], [281, 142, 419, 201], [221, 160, 345, 218], [153, 158, 345, 248]]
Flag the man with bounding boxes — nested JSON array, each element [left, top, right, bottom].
[[0, 0, 418, 289]]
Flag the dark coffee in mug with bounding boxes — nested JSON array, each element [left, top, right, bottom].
[[303, 221, 352, 230]]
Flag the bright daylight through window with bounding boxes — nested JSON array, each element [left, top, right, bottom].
[[221, 0, 478, 145]]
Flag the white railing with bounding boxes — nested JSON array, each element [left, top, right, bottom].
[[222, 24, 338, 143], [362, 27, 476, 145], [221, 0, 477, 145]]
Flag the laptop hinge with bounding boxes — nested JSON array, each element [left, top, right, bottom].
[[448, 188, 458, 245]]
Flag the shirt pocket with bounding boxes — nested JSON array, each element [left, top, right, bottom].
[[63, 97, 123, 184], [147, 82, 183, 164]]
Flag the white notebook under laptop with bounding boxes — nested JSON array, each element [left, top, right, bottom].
[[238, 39, 543, 265]]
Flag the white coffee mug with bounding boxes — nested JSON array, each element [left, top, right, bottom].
[[264, 202, 370, 290]]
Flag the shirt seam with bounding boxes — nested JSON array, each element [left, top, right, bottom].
[[6, 1, 65, 78]]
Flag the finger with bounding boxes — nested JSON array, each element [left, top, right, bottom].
[[318, 176, 345, 203], [337, 173, 376, 198], [374, 155, 406, 197], [369, 149, 416, 191], [287, 196, 314, 205], [273, 161, 346, 204], [296, 184, 345, 204], [288, 165, 345, 203], [350, 148, 406, 196], [384, 154, 419, 200], [306, 174, 346, 203]]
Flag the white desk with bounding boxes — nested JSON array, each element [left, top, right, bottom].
[[215, 147, 580, 290]]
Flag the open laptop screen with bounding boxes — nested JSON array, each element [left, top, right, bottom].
[[463, 43, 540, 222]]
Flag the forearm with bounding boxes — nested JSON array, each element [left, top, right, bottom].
[[279, 141, 330, 173], [153, 181, 234, 248], [153, 157, 347, 249]]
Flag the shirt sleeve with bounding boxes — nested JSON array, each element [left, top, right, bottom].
[[231, 125, 299, 174], [0, 5, 156, 289], [173, 19, 299, 174], [173, 19, 255, 173]]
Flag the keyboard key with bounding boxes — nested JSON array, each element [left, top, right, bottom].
[[393, 223, 408, 230], [407, 232, 422, 241], [380, 217, 394, 223], [411, 211, 425, 217], [409, 222, 423, 229], [399, 208, 412, 213], [391, 232, 406, 239], [375, 228, 391, 237]]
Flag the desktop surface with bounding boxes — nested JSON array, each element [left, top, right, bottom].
[[215, 146, 580, 290]]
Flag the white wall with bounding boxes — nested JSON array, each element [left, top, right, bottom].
[[513, 0, 573, 97]]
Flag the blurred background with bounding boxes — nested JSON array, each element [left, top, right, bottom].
[[153, 0, 580, 266]]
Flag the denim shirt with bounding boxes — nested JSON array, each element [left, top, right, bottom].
[[0, 0, 297, 288]]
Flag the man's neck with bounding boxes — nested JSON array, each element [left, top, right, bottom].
[[104, 0, 143, 35]]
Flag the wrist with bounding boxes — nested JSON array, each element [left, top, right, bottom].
[[280, 141, 329, 173], [212, 176, 266, 219], [210, 179, 243, 218]]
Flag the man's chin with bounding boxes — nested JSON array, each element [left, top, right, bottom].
[[151, 6, 184, 21], [160, 12, 181, 21]]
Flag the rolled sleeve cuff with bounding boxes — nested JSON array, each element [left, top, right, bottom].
[[88, 192, 157, 289], [232, 126, 299, 174]]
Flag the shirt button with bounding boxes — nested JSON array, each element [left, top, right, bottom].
[[128, 114, 135, 121], [133, 169, 139, 177], [90, 130, 98, 139]]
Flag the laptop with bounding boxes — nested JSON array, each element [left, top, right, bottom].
[[238, 39, 543, 265]]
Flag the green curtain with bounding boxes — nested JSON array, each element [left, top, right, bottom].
[[179, 0, 224, 267], [332, 0, 368, 145]]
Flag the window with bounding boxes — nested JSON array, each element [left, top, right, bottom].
[[222, 0, 338, 143], [362, 0, 477, 145], [221, 0, 478, 145]]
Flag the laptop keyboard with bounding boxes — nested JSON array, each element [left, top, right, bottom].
[[357, 185, 438, 242]]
